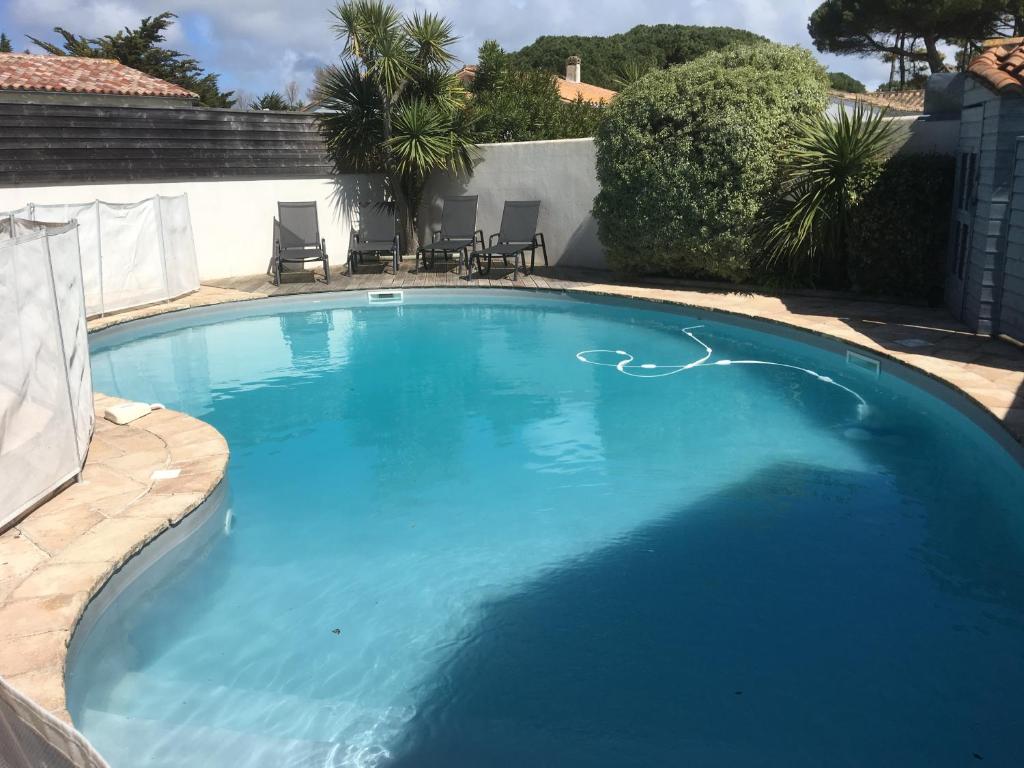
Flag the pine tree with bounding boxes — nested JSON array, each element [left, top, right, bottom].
[[0, 32, 13, 53]]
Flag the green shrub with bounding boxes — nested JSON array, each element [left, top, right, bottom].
[[471, 40, 605, 142], [847, 154, 955, 303], [754, 104, 897, 289], [593, 43, 829, 280], [828, 71, 866, 93]]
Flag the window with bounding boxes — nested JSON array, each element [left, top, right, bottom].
[[957, 151, 978, 212]]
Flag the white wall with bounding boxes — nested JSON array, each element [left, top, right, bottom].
[[422, 138, 607, 270], [0, 176, 378, 281]]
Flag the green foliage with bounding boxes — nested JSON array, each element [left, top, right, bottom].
[[27, 13, 233, 107], [511, 24, 767, 90], [847, 154, 956, 302], [593, 43, 829, 281], [828, 71, 866, 93], [252, 91, 297, 111], [755, 105, 897, 288], [610, 60, 653, 90], [316, 0, 477, 253], [470, 40, 604, 142], [808, 0, 1004, 74], [0, 33, 13, 53]]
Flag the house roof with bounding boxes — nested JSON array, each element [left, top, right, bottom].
[[0, 53, 197, 99], [830, 89, 925, 115], [555, 77, 616, 104], [455, 64, 616, 104], [968, 42, 1024, 96]]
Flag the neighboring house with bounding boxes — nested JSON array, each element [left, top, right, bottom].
[[0, 53, 197, 108], [947, 39, 1024, 340], [829, 89, 925, 117], [456, 56, 616, 105]]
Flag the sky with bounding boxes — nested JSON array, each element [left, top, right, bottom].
[[0, 0, 894, 98]]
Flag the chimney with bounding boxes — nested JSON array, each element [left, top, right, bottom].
[[565, 55, 581, 84]]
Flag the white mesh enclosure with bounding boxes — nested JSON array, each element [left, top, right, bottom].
[[0, 220, 94, 530], [7, 195, 200, 316], [0, 677, 110, 768]]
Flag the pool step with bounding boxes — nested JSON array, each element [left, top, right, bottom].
[[77, 709, 364, 768], [77, 671, 403, 756]]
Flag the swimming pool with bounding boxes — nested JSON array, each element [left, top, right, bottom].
[[72, 291, 1024, 767]]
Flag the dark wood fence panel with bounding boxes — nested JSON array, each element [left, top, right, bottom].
[[0, 103, 333, 185]]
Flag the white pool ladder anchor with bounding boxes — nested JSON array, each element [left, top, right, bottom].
[[846, 350, 881, 378], [367, 290, 404, 305]]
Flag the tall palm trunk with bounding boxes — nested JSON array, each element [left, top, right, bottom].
[[394, 190, 419, 255]]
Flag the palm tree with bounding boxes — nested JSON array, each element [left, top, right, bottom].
[[316, 0, 477, 254], [756, 104, 896, 287]]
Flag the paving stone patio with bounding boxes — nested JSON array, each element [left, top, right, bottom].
[[0, 396, 228, 722]]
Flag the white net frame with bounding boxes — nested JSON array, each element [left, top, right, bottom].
[[2, 194, 200, 317], [0, 676, 110, 768], [0, 219, 94, 530]]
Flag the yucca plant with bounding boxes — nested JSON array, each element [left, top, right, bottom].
[[756, 103, 897, 288], [316, 0, 478, 253]]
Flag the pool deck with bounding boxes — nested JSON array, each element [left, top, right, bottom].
[[1, 261, 1023, 725], [0, 396, 228, 722]]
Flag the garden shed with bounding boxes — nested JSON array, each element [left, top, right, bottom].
[[949, 40, 1024, 339]]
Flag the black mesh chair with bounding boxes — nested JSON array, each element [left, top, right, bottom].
[[274, 201, 329, 285], [416, 195, 484, 274], [349, 203, 399, 274], [470, 201, 547, 281]]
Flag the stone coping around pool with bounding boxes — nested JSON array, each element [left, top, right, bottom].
[[0, 395, 228, 723]]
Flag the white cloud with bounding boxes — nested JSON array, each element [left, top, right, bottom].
[[6, 0, 893, 94]]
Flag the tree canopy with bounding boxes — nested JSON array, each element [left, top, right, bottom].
[[0, 33, 13, 53], [316, 0, 477, 253], [828, 71, 867, 93], [470, 40, 604, 142], [808, 0, 1005, 75], [28, 12, 234, 107], [251, 91, 299, 111], [510, 24, 767, 90]]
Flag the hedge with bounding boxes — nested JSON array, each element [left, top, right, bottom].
[[847, 154, 956, 303], [592, 43, 829, 281]]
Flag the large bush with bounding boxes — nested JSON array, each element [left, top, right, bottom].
[[593, 43, 829, 279], [847, 154, 955, 303]]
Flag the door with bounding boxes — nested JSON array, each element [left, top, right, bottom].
[[948, 118, 980, 320]]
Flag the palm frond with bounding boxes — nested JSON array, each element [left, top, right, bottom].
[[404, 12, 457, 69], [756, 103, 896, 284], [315, 61, 386, 172]]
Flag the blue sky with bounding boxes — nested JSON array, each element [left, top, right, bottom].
[[0, 0, 894, 99]]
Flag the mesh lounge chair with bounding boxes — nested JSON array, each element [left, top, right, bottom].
[[274, 201, 329, 285], [469, 201, 547, 282], [416, 195, 483, 274], [349, 203, 399, 274]]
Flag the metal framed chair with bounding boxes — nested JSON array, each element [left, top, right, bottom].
[[348, 203, 399, 274], [416, 195, 484, 274], [469, 201, 547, 282], [274, 201, 329, 285]]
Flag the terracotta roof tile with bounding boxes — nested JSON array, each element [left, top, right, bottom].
[[968, 43, 1024, 96], [555, 77, 616, 104], [0, 53, 197, 99], [831, 89, 924, 114], [455, 63, 615, 104]]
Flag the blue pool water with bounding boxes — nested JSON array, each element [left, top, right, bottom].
[[73, 292, 1024, 767]]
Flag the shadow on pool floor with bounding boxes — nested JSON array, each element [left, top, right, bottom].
[[385, 461, 1023, 768]]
